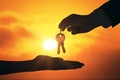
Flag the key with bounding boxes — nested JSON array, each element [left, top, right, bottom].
[[56, 33, 65, 54], [56, 31, 66, 54]]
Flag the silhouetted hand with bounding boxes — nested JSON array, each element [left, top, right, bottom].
[[59, 9, 111, 34], [0, 55, 84, 75], [31, 55, 84, 70]]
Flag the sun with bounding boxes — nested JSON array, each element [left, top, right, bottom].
[[43, 39, 57, 51]]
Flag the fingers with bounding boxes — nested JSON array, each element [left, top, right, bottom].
[[59, 14, 97, 34], [67, 23, 97, 34], [67, 24, 92, 34], [59, 14, 80, 31], [67, 25, 81, 34]]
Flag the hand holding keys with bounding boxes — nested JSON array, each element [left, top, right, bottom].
[[56, 31, 66, 54]]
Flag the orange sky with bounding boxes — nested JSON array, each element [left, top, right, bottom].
[[0, 0, 120, 80]]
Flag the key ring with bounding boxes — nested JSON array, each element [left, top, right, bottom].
[[56, 31, 65, 42]]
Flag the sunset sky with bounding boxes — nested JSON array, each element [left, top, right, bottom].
[[0, 0, 120, 80]]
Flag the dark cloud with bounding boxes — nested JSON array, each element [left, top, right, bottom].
[[0, 27, 16, 49], [0, 26, 34, 51], [15, 27, 34, 38], [0, 13, 34, 38], [0, 14, 34, 50], [0, 16, 18, 25]]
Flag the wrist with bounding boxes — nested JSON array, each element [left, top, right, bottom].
[[90, 9, 111, 28]]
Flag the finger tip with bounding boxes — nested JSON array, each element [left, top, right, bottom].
[[59, 27, 65, 31], [71, 32, 77, 35], [67, 28, 70, 32], [60, 29, 64, 32]]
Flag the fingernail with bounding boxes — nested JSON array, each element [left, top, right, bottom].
[[67, 28, 71, 31]]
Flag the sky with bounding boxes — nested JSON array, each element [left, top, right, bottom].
[[0, 0, 120, 80]]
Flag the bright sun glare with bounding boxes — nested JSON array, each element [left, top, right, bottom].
[[43, 39, 57, 51]]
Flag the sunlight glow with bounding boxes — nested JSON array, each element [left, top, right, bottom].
[[43, 39, 57, 51]]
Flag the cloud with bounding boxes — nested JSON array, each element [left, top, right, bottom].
[[0, 16, 18, 25], [15, 26, 34, 38], [0, 27, 34, 50], [0, 11, 35, 52], [0, 27, 16, 49]]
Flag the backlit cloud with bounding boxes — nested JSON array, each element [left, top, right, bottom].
[[0, 15, 18, 25], [0, 27, 16, 49], [0, 11, 35, 52], [15, 26, 34, 38]]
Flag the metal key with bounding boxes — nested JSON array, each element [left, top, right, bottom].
[[56, 31, 66, 54]]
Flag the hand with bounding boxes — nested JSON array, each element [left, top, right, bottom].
[[59, 10, 111, 34], [32, 55, 84, 70], [0, 55, 84, 75]]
